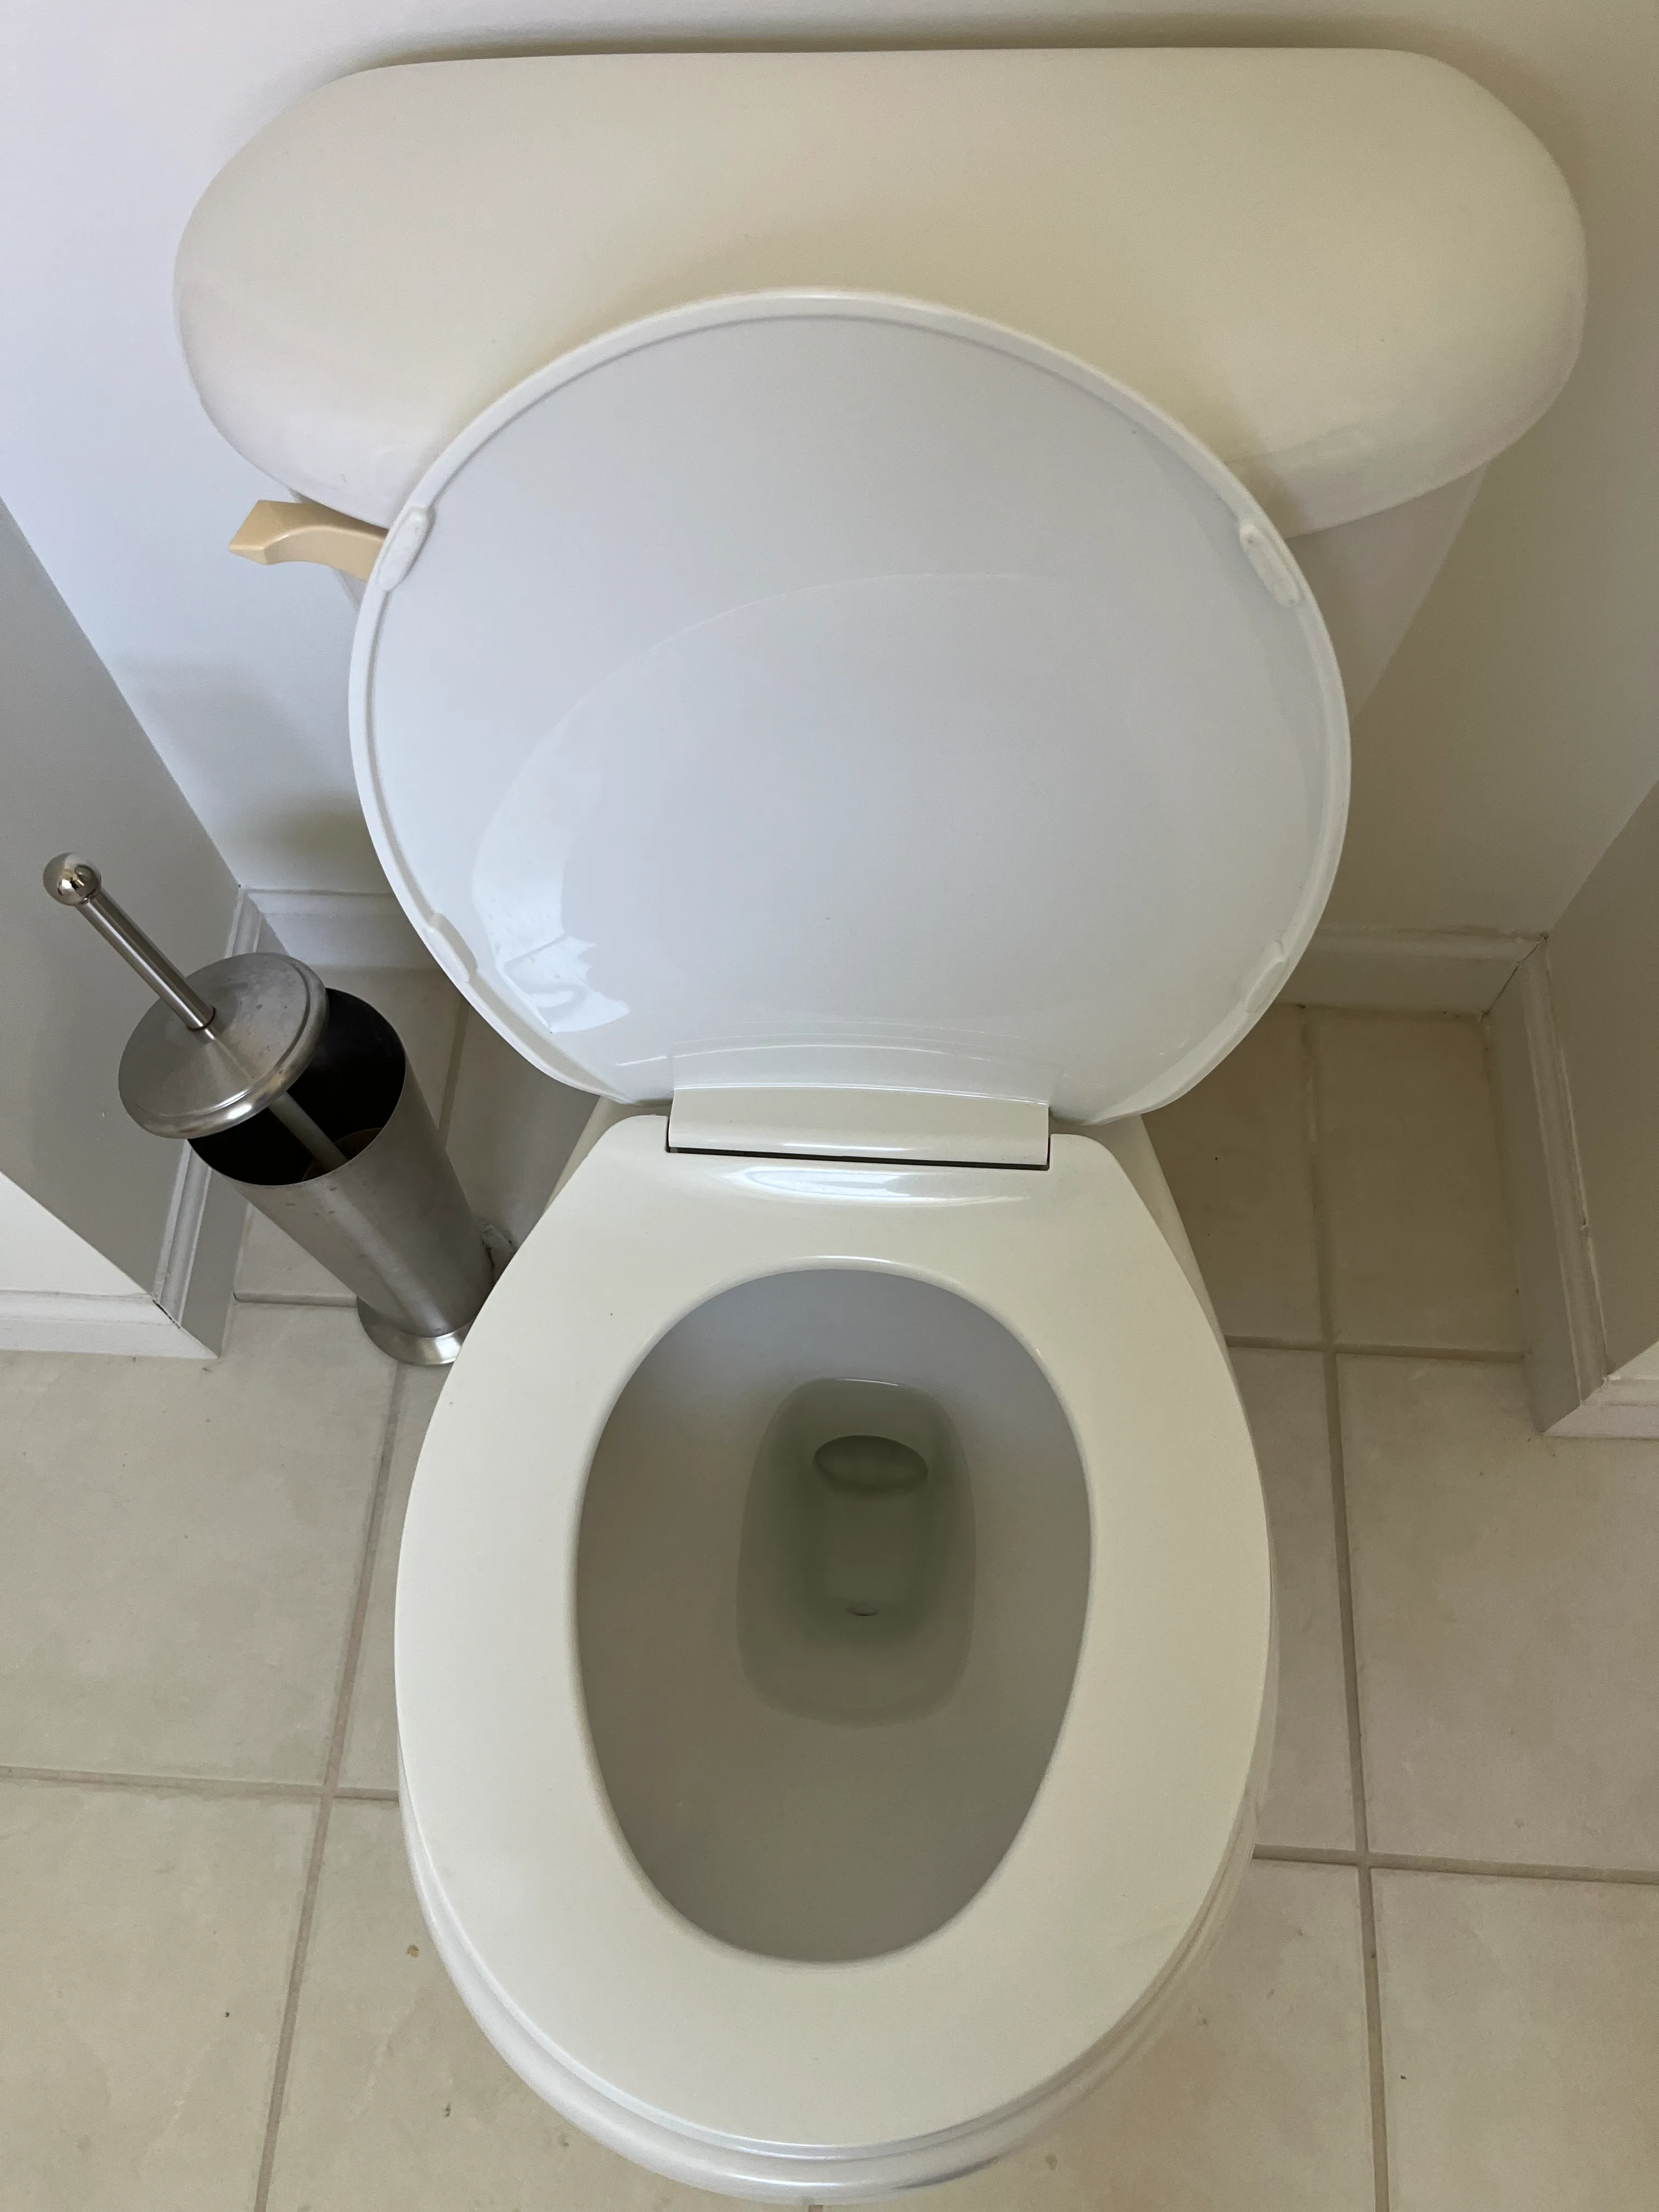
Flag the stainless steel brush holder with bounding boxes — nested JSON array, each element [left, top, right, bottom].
[[46, 854, 500, 1365]]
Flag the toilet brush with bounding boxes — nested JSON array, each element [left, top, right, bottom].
[[44, 854, 503, 1364], [46, 854, 347, 1171]]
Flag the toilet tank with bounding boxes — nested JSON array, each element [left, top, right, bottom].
[[176, 48, 1584, 707]]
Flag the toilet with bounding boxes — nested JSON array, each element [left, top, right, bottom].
[[176, 48, 1585, 2199]]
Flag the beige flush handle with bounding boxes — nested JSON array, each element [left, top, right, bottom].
[[229, 498, 387, 582]]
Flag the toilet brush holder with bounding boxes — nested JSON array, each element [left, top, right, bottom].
[[44, 854, 503, 1366], [187, 987, 505, 1366]]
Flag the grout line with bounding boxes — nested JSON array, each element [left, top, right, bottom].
[[1255, 1843, 1361, 1867], [233, 1290, 355, 1310], [249, 1799, 331, 2198], [1255, 1842, 1659, 1889], [334, 1785, 400, 1804], [1297, 1004, 1481, 1028], [1301, 1007, 1392, 2212], [251, 1363, 408, 2212], [1226, 1334, 1326, 1352], [0, 1765, 322, 1801], [1330, 1341, 1524, 1365], [1227, 1333, 1523, 1364], [1368, 1852, 1659, 1888]]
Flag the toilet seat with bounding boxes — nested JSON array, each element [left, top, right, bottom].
[[396, 1117, 1273, 2196]]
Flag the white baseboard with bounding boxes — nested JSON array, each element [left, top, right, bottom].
[[1283, 926, 1538, 1013], [249, 887, 429, 970], [1488, 944, 1659, 1436], [1548, 1377, 1659, 1440], [0, 1289, 219, 1358]]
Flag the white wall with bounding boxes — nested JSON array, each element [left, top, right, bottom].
[[1, 0, 1655, 928]]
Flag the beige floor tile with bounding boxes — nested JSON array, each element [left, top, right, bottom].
[[1234, 1352, 1355, 1850], [1147, 1007, 1321, 1341], [445, 1011, 596, 1249], [1313, 1014, 1520, 1350], [267, 1799, 729, 2211], [866, 1860, 1373, 2212], [1343, 1357, 1659, 1866], [0, 1304, 393, 1781], [1376, 1870, 1659, 2211], [0, 1780, 311, 2212], [338, 1369, 446, 1791], [234, 964, 464, 1302]]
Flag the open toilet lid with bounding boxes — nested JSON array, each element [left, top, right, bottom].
[[349, 293, 1347, 1121]]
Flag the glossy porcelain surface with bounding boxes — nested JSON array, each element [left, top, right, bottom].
[[394, 1118, 1273, 2196]]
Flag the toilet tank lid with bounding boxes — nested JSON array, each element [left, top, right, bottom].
[[176, 48, 1585, 541]]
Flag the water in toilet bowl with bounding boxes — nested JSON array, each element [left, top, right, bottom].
[[575, 1267, 1090, 1965], [737, 1376, 976, 1726]]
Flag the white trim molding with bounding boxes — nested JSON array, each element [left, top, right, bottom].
[[1283, 924, 1538, 1013], [1489, 944, 1659, 1436], [1549, 1375, 1659, 1440]]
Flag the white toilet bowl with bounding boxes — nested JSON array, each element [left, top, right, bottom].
[[397, 1117, 1273, 2198], [170, 59, 1584, 2185]]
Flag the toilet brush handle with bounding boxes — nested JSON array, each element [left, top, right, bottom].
[[266, 1091, 349, 1173], [44, 854, 218, 1032]]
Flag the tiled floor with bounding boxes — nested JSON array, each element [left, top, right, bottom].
[[3, 987, 1658, 2210]]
